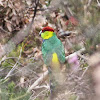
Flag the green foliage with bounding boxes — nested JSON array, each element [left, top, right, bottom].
[[73, 45, 81, 51], [8, 44, 22, 57], [10, 89, 30, 100], [1, 43, 24, 68], [69, 94, 77, 100], [45, 0, 51, 7], [93, 33, 100, 45], [8, 81, 15, 99], [0, 81, 30, 100], [2, 61, 11, 68], [85, 32, 100, 55], [85, 38, 96, 55], [81, 63, 88, 69], [0, 81, 15, 100], [2, 58, 15, 68]]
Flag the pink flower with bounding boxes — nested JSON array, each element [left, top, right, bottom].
[[68, 53, 80, 71]]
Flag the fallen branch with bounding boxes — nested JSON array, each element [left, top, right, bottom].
[[97, 0, 100, 7], [59, 31, 77, 38], [65, 48, 85, 60], [4, 48, 22, 80], [34, 85, 50, 90], [27, 70, 49, 92], [32, 89, 48, 100], [87, 0, 92, 8]]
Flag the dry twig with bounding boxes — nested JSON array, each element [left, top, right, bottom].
[[97, 0, 100, 7], [4, 48, 22, 80], [27, 70, 49, 92], [65, 48, 85, 60]]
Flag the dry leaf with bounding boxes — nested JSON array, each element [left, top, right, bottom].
[[0, 0, 3, 6], [6, 22, 12, 32]]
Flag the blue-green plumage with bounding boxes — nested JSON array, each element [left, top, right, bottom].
[[42, 32, 65, 66]]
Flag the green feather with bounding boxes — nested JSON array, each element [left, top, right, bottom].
[[42, 32, 65, 66]]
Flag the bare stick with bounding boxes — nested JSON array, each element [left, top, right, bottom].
[[80, 66, 89, 79], [65, 48, 85, 60], [27, 70, 49, 92], [97, 0, 100, 7], [87, 0, 92, 7], [34, 85, 50, 90], [59, 31, 77, 38], [32, 89, 48, 100], [4, 48, 22, 80]]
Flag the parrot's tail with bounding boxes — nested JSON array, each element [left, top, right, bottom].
[[49, 52, 65, 99], [51, 52, 65, 85]]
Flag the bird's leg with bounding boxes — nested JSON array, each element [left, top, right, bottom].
[[49, 75, 57, 100], [49, 79, 54, 100], [48, 67, 55, 100]]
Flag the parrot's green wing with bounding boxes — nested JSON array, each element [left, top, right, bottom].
[[42, 33, 65, 66]]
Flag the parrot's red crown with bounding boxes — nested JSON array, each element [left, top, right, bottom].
[[42, 26, 54, 32]]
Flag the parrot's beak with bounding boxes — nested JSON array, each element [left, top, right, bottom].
[[39, 30, 42, 36]]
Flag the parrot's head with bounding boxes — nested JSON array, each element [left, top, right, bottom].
[[39, 26, 54, 39]]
